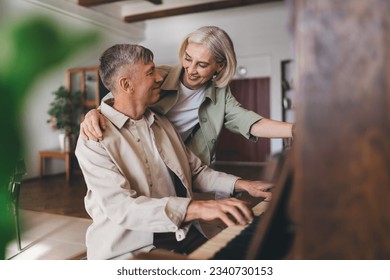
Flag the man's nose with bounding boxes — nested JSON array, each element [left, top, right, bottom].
[[155, 71, 163, 83]]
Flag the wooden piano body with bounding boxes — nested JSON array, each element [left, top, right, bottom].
[[136, 0, 390, 260]]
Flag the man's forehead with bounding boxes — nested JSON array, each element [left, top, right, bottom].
[[129, 61, 154, 78]]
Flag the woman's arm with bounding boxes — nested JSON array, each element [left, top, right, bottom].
[[222, 87, 293, 140], [250, 118, 293, 138]]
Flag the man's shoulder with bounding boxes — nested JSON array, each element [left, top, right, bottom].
[[156, 65, 171, 77]]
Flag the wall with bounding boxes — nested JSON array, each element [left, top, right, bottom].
[[3, 0, 293, 178]]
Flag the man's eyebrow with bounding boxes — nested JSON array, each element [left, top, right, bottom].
[[145, 64, 155, 73]]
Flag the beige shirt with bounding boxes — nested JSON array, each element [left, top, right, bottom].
[[75, 98, 238, 260]]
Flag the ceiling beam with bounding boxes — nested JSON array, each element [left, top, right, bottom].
[[78, 0, 162, 7], [123, 0, 281, 23], [77, 0, 125, 6], [145, 0, 163, 4]]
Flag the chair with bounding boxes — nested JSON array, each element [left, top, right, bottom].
[[7, 159, 27, 251]]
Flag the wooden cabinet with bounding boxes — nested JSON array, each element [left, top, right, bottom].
[[66, 66, 109, 113], [281, 60, 295, 148], [281, 60, 295, 123]]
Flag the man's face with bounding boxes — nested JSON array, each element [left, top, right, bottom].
[[131, 61, 162, 106]]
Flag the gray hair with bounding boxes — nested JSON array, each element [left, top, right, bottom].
[[178, 26, 237, 88], [99, 44, 154, 91]]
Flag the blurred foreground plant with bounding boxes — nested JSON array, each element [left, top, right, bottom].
[[0, 15, 99, 259]]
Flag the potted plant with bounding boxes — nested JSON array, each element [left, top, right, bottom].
[[47, 86, 83, 151]]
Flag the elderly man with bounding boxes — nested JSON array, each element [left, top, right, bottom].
[[75, 44, 272, 260]]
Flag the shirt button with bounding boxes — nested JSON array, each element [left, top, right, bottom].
[[211, 139, 216, 144], [201, 117, 207, 122]]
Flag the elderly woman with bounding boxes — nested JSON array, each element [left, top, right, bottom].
[[80, 26, 293, 166]]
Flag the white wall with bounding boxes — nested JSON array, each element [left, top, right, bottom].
[[4, 0, 293, 178]]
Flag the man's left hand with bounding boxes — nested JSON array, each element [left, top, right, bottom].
[[234, 179, 273, 201]]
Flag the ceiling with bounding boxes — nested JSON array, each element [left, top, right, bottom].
[[73, 0, 281, 23]]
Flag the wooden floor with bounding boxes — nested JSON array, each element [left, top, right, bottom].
[[20, 172, 90, 219], [19, 163, 265, 219]]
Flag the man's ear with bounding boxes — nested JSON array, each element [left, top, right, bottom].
[[119, 76, 133, 93]]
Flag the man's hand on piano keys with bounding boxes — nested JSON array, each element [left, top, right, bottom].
[[234, 179, 273, 201], [184, 198, 254, 227]]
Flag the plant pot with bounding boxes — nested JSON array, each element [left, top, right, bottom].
[[58, 133, 73, 152]]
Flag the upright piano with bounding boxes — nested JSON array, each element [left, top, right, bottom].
[[136, 0, 390, 260]]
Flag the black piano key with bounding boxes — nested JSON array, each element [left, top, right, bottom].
[[212, 214, 263, 260]]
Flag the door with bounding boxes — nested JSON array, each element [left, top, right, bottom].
[[216, 77, 270, 163]]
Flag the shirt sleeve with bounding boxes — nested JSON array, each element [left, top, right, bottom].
[[184, 144, 239, 199], [223, 87, 263, 141]]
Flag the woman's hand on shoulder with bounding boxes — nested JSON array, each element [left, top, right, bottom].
[[79, 109, 106, 141]]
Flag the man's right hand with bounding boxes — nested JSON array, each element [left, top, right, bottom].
[[80, 109, 107, 141], [185, 198, 254, 227]]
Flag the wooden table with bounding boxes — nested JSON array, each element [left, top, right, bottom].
[[39, 150, 72, 181]]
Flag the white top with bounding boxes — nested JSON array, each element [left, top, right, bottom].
[[165, 83, 205, 140]]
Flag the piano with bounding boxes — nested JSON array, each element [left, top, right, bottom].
[[135, 1, 390, 260]]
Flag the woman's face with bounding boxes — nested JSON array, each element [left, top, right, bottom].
[[181, 43, 223, 90]]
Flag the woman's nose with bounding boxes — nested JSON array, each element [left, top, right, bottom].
[[187, 63, 197, 74]]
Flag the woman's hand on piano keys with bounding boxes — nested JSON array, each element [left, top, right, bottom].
[[185, 198, 254, 226], [234, 179, 273, 201]]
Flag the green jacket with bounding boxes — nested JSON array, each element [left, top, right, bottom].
[[150, 65, 263, 165]]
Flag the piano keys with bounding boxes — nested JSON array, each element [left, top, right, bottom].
[[187, 149, 293, 260], [189, 200, 269, 260]]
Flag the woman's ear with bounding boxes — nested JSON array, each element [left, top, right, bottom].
[[216, 63, 225, 75]]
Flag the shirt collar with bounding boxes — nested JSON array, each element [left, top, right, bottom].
[[203, 81, 217, 104], [101, 97, 156, 129]]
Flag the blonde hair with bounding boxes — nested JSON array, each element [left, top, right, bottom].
[[178, 26, 237, 88]]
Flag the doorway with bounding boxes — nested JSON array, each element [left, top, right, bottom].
[[216, 77, 270, 163]]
